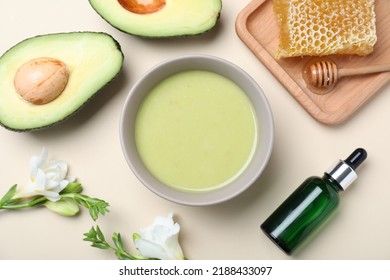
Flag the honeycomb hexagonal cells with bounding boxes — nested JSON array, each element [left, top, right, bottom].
[[274, 0, 377, 59]]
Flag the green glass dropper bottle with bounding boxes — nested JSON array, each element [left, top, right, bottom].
[[261, 148, 367, 255]]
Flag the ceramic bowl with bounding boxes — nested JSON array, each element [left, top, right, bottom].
[[120, 55, 274, 206]]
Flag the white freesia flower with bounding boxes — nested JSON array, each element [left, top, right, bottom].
[[17, 148, 75, 202], [134, 213, 185, 260]]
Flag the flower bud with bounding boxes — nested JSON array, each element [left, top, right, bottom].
[[45, 198, 80, 216]]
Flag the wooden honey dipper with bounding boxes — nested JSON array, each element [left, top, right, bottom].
[[303, 58, 390, 93]]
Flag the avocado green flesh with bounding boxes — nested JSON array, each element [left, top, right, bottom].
[[0, 32, 124, 132], [89, 0, 222, 37]]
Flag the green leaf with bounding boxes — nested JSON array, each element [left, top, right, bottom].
[[0, 185, 17, 207], [91, 242, 111, 250], [83, 226, 111, 250], [73, 194, 109, 221], [112, 232, 124, 251], [44, 198, 80, 217], [96, 225, 106, 242], [29, 196, 48, 207], [83, 226, 98, 241], [112, 233, 139, 260]]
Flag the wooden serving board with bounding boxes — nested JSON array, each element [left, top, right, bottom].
[[236, 0, 390, 125]]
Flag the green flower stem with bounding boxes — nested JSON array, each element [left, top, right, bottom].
[[62, 193, 109, 221], [0, 184, 109, 221], [62, 193, 80, 199], [0, 196, 47, 210], [83, 226, 151, 260]]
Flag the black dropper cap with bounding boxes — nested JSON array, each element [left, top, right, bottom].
[[326, 148, 367, 190], [344, 148, 367, 171]]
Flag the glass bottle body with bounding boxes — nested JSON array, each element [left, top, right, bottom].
[[261, 174, 341, 255]]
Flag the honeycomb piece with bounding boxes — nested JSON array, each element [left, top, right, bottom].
[[273, 0, 377, 59]]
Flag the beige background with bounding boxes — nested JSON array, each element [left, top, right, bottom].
[[0, 0, 389, 260]]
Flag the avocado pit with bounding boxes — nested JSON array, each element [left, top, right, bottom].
[[118, 0, 166, 14], [14, 57, 70, 105]]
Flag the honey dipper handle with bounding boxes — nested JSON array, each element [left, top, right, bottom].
[[338, 64, 390, 78]]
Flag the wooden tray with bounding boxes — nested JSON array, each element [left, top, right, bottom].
[[236, 0, 390, 125]]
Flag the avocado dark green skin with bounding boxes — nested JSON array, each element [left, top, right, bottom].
[[88, 0, 222, 38], [0, 32, 124, 133]]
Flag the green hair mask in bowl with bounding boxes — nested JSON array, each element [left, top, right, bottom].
[[120, 55, 274, 206], [135, 69, 257, 193]]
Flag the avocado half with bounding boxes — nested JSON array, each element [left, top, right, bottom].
[[0, 32, 124, 132], [89, 0, 222, 37]]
